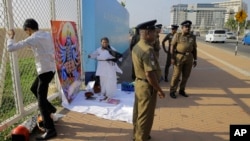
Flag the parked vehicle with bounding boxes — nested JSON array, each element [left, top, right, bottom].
[[205, 29, 226, 43], [225, 32, 236, 39], [242, 33, 250, 45]]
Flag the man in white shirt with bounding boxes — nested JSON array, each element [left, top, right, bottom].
[[7, 18, 57, 140]]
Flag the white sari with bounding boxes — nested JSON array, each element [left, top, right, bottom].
[[89, 46, 122, 98]]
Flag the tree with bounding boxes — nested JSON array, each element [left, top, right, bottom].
[[225, 17, 237, 31], [246, 20, 250, 29], [225, 17, 248, 35]]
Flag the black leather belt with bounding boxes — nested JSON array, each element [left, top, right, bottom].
[[176, 51, 191, 55], [136, 78, 148, 83]]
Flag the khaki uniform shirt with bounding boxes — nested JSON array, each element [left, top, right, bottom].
[[152, 36, 161, 59], [132, 40, 161, 81], [171, 33, 197, 53]]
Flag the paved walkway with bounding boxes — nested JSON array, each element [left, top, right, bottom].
[[31, 34, 250, 141]]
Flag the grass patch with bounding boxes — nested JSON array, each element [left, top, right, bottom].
[[0, 58, 36, 122]]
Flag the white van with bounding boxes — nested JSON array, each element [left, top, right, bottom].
[[205, 29, 226, 43]]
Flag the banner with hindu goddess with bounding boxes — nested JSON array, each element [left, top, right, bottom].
[[51, 20, 82, 105]]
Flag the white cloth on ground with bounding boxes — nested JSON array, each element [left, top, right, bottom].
[[62, 84, 134, 123]]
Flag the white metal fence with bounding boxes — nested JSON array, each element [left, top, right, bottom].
[[0, 0, 81, 137]]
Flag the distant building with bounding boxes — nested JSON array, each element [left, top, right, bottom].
[[170, 3, 226, 29], [170, 0, 247, 30], [170, 4, 188, 26], [213, 0, 247, 23]]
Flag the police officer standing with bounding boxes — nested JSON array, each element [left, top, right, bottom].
[[130, 27, 140, 81], [152, 24, 162, 60], [169, 20, 197, 99], [161, 25, 179, 82], [132, 20, 165, 141]]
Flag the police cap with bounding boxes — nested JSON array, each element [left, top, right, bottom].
[[171, 24, 179, 30], [181, 20, 192, 27], [155, 24, 162, 29], [136, 19, 157, 30]]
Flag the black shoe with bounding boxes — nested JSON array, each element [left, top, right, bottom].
[[36, 129, 57, 140], [170, 92, 177, 99], [179, 90, 189, 97]]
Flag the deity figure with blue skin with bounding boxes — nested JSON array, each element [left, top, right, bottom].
[[56, 28, 80, 81]]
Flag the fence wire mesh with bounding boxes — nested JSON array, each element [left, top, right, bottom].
[[0, 0, 81, 140]]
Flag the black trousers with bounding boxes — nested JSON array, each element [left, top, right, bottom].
[[164, 52, 171, 79], [30, 71, 56, 130]]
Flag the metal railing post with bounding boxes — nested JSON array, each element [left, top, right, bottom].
[[5, 0, 24, 115]]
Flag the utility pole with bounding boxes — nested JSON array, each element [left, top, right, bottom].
[[235, 22, 240, 55], [235, 9, 247, 55]]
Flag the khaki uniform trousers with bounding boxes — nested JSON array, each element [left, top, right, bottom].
[[133, 80, 157, 141], [170, 54, 193, 92]]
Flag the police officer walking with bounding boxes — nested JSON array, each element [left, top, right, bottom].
[[169, 20, 197, 99], [161, 25, 179, 82], [132, 20, 165, 141]]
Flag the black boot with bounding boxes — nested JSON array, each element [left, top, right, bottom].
[[179, 90, 189, 97], [36, 129, 57, 140], [170, 92, 177, 99]]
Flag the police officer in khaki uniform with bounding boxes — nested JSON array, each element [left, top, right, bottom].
[[169, 20, 197, 99], [130, 27, 140, 80], [162, 25, 179, 82], [132, 20, 165, 141], [152, 24, 162, 59]]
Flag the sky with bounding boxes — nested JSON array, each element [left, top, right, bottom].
[[118, 0, 250, 27]]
